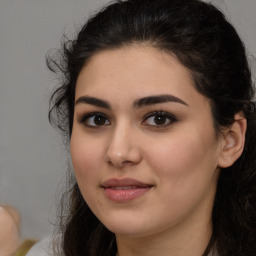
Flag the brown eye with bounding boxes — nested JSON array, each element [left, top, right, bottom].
[[154, 115, 167, 125], [93, 115, 108, 126], [143, 111, 176, 127], [80, 113, 111, 127]]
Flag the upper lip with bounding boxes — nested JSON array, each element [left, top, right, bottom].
[[101, 178, 153, 188]]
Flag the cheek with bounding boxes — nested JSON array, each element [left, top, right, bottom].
[[70, 133, 104, 182], [145, 133, 219, 222], [147, 130, 218, 193], [149, 136, 204, 173], [70, 134, 107, 212]]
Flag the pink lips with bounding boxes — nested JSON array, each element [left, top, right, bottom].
[[101, 178, 153, 203]]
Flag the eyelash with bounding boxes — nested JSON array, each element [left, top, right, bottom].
[[78, 111, 177, 128], [78, 112, 110, 127], [142, 111, 177, 127]]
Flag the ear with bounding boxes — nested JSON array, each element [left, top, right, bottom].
[[218, 113, 247, 168]]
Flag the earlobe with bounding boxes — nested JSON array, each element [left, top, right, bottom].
[[218, 114, 247, 168]]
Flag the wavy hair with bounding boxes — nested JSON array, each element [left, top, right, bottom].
[[47, 0, 256, 255]]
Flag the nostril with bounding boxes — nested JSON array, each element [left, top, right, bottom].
[[107, 159, 133, 168], [122, 160, 133, 166]]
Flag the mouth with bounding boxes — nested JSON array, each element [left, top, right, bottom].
[[108, 186, 144, 190], [101, 178, 153, 203]]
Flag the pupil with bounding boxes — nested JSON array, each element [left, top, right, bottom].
[[94, 115, 106, 125], [154, 115, 166, 125]]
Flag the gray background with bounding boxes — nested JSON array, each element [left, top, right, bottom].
[[0, 0, 255, 240]]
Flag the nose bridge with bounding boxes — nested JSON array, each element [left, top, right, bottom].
[[105, 120, 141, 167]]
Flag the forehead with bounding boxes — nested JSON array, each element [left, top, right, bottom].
[[75, 46, 207, 108]]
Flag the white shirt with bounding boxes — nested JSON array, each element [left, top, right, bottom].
[[26, 237, 54, 256]]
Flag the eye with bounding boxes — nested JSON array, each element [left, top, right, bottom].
[[79, 112, 111, 127], [142, 111, 176, 127]]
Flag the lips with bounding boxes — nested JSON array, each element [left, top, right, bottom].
[[101, 178, 153, 202]]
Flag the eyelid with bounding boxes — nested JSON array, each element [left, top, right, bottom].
[[78, 112, 111, 127], [142, 111, 177, 126], [77, 110, 176, 128]]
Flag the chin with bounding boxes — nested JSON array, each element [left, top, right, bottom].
[[100, 214, 161, 238]]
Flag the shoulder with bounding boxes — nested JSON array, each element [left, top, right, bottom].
[[26, 237, 55, 256]]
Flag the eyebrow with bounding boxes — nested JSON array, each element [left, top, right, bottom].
[[75, 94, 188, 109], [133, 94, 188, 108], [75, 96, 111, 109]]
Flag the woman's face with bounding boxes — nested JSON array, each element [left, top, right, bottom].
[[71, 46, 224, 238]]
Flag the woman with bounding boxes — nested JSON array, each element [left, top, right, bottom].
[[33, 0, 256, 255]]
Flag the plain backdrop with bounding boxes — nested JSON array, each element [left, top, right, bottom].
[[0, 0, 255, 240]]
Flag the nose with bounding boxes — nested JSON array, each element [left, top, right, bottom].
[[104, 123, 142, 168]]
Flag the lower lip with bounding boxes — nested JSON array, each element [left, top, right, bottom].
[[103, 187, 152, 202]]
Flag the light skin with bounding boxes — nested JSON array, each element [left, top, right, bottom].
[[70, 46, 246, 256]]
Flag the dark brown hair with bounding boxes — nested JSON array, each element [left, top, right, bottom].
[[48, 0, 256, 255]]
